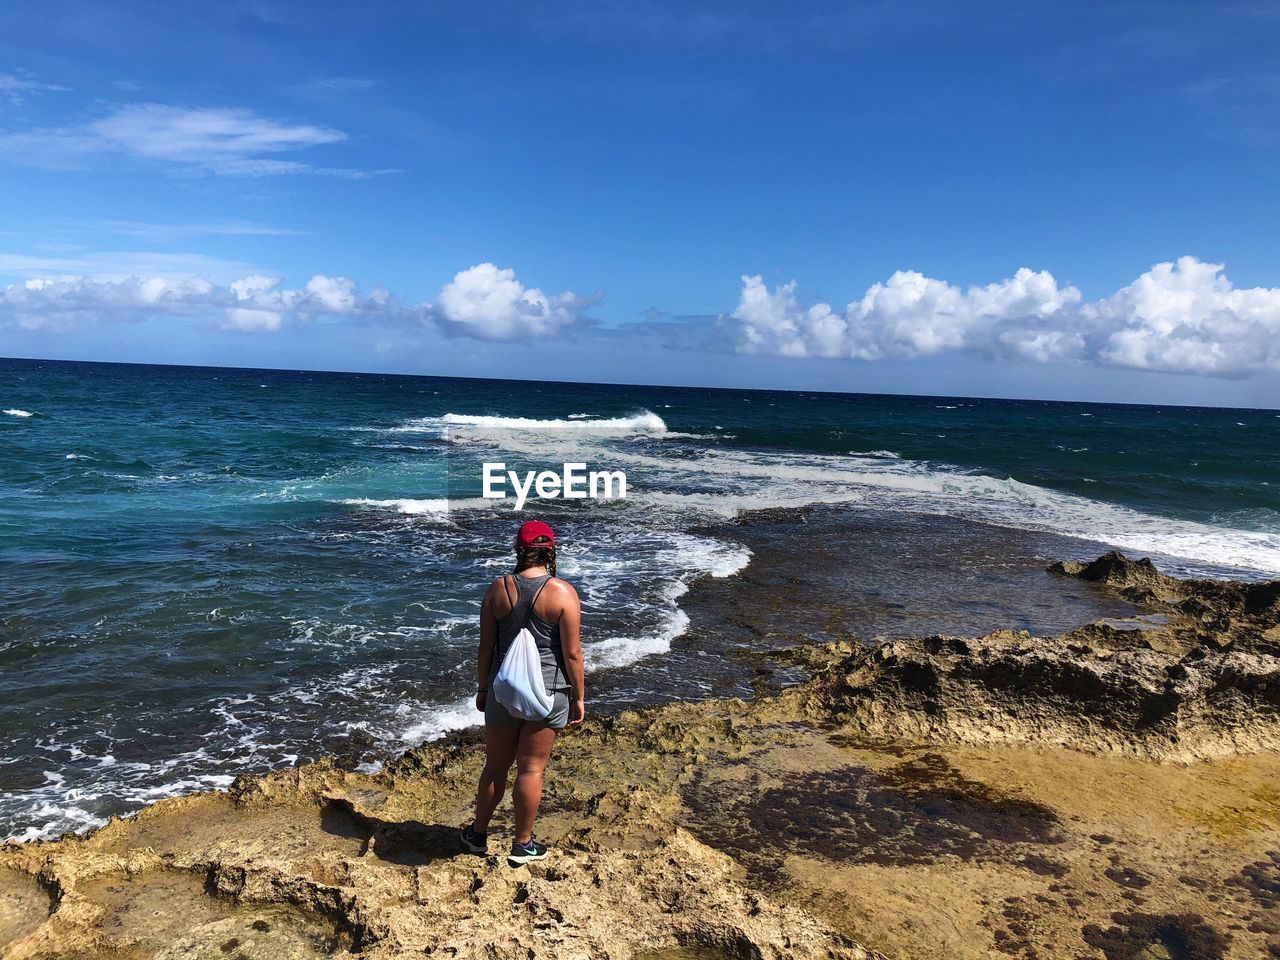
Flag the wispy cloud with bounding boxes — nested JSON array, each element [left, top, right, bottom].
[[531, 1, 938, 56], [52, 219, 309, 241], [1176, 71, 1280, 149], [292, 76, 379, 94], [0, 72, 68, 106], [0, 103, 395, 177], [91, 104, 343, 175], [0, 251, 260, 283]]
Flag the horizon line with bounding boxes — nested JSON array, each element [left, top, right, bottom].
[[3, 352, 1278, 415]]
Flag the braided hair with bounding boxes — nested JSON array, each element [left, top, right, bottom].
[[514, 537, 556, 578]]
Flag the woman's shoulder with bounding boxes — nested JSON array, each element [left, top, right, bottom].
[[545, 577, 578, 600], [484, 575, 516, 601]]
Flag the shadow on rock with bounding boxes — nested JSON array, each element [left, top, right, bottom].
[[320, 797, 469, 866]]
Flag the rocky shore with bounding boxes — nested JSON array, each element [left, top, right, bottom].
[[800, 551, 1280, 762], [2, 551, 1278, 959]]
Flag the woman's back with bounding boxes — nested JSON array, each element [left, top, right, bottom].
[[491, 573, 569, 693], [495, 573, 560, 645]]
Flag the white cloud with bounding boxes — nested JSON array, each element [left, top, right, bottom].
[[0, 271, 390, 334], [731, 268, 1081, 361], [223, 307, 283, 332], [724, 257, 1280, 378], [0, 275, 218, 332], [435, 262, 596, 340], [294, 77, 379, 93], [0, 103, 390, 178], [12, 252, 1273, 377], [0, 251, 258, 283], [305, 274, 360, 313], [1087, 257, 1280, 376], [0, 73, 68, 106], [0, 262, 586, 342], [91, 104, 343, 170], [52, 219, 308, 241]]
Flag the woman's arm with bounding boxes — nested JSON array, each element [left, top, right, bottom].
[[475, 581, 498, 711], [557, 583, 585, 725]]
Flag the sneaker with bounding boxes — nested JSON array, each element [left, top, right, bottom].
[[460, 825, 488, 854], [507, 837, 549, 865]]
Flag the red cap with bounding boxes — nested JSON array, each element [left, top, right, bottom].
[[516, 520, 555, 547]]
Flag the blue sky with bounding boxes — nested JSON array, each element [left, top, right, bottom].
[[2, 1, 1279, 406]]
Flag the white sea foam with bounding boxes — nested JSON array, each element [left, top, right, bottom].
[[398, 697, 481, 745], [286, 618, 382, 649], [585, 601, 691, 669], [3, 408, 33, 417], [361, 401, 1278, 591], [3, 801, 106, 843], [606, 445, 1280, 575], [0, 764, 236, 843], [642, 487, 866, 519], [669, 535, 753, 580], [340, 497, 449, 515], [580, 534, 751, 670], [398, 410, 668, 436]]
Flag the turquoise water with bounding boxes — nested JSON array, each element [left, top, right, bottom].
[[2, 357, 1278, 840]]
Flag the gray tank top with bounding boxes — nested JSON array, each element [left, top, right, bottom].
[[492, 573, 568, 693]]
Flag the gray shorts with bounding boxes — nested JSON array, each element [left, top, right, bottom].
[[484, 690, 570, 730]]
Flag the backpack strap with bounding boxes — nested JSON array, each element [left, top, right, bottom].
[[524, 578, 550, 630], [520, 577, 563, 700], [528, 578, 564, 698], [496, 575, 551, 661], [494, 576, 517, 662]]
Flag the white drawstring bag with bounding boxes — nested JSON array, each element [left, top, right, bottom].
[[492, 579, 556, 720]]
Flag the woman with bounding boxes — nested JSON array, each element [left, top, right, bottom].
[[461, 519, 585, 865]]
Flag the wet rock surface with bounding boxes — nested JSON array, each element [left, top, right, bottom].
[[1, 549, 1278, 959], [672, 721, 1279, 959], [682, 739, 1066, 882]]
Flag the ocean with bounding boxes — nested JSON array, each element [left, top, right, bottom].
[[2, 357, 1278, 841]]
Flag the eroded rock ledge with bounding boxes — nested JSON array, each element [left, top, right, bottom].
[[797, 551, 1280, 762]]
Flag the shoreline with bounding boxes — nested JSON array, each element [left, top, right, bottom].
[[0, 501, 1153, 845], [1, 547, 1278, 958]]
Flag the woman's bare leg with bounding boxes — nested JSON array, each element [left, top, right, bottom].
[[473, 723, 520, 833], [512, 723, 557, 843]]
